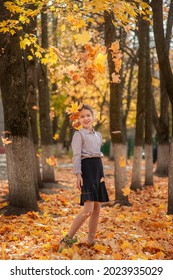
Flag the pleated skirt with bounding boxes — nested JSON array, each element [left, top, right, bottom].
[[80, 157, 109, 206]]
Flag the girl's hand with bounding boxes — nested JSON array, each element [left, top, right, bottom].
[[76, 173, 83, 190]]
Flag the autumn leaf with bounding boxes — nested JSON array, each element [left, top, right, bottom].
[[96, 112, 101, 121], [111, 130, 121, 134], [109, 41, 120, 54], [53, 134, 59, 140], [46, 156, 57, 167], [122, 185, 130, 196], [49, 110, 55, 120], [119, 156, 126, 167], [1, 137, 12, 145], [65, 101, 80, 115], [32, 105, 38, 110], [75, 30, 91, 45], [111, 73, 121, 83]]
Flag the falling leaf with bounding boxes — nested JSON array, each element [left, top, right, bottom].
[[111, 73, 121, 83], [122, 185, 130, 196], [96, 112, 101, 121], [32, 105, 38, 110], [94, 53, 107, 73], [2, 131, 11, 134], [112, 131, 121, 134], [49, 110, 55, 120], [75, 30, 91, 45], [109, 41, 120, 54], [46, 156, 57, 167], [53, 134, 59, 140], [1, 137, 12, 145], [119, 156, 126, 167]]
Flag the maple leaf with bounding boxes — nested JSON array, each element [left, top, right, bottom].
[[94, 53, 107, 73], [111, 73, 121, 83], [109, 41, 120, 54], [46, 156, 57, 167], [75, 30, 91, 45], [122, 185, 130, 196], [53, 134, 59, 140], [1, 137, 12, 146], [65, 101, 80, 115]]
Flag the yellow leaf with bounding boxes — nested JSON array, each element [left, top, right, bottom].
[[75, 30, 91, 45], [94, 53, 107, 73], [53, 134, 59, 140], [93, 244, 107, 253], [119, 156, 126, 167], [122, 185, 130, 196], [46, 156, 57, 167], [96, 112, 101, 121], [27, 55, 33, 61]]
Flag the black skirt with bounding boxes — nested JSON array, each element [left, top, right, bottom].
[[80, 157, 109, 206]]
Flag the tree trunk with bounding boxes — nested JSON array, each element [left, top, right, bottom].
[[104, 11, 131, 206], [0, 0, 38, 212], [144, 15, 153, 186], [24, 10, 43, 193], [38, 9, 55, 183], [153, 0, 173, 176], [131, 15, 147, 190], [152, 0, 173, 214]]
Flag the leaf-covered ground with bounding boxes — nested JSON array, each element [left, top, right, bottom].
[[0, 156, 173, 260]]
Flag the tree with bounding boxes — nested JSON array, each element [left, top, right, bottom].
[[0, 0, 38, 213], [104, 11, 131, 206], [144, 15, 153, 186], [151, 0, 173, 214], [37, 7, 55, 183], [130, 14, 148, 190]]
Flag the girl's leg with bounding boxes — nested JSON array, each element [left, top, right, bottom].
[[87, 202, 101, 244], [67, 201, 94, 239]]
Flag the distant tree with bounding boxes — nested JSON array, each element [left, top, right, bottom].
[[37, 7, 55, 183], [144, 14, 153, 186], [104, 11, 131, 206], [130, 14, 148, 190], [151, 0, 173, 214]]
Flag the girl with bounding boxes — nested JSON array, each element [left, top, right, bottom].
[[59, 104, 109, 251]]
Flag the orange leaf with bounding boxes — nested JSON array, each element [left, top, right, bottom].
[[46, 156, 57, 167], [122, 185, 130, 196], [119, 156, 126, 167]]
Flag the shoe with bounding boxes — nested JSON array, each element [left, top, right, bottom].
[[58, 235, 77, 253]]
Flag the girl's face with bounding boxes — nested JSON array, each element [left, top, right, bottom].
[[78, 109, 94, 130]]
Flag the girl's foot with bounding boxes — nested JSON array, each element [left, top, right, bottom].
[[58, 235, 77, 253]]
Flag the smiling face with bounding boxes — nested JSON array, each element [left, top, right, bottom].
[[78, 108, 94, 130]]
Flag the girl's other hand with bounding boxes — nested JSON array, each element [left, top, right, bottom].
[[76, 173, 83, 190]]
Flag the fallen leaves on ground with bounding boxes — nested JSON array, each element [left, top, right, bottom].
[[0, 156, 173, 260]]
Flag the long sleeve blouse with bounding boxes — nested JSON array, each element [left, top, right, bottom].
[[71, 127, 103, 175]]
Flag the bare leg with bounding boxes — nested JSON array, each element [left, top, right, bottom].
[[68, 201, 94, 238], [87, 202, 101, 243]]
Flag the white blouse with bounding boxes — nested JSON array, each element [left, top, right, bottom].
[[71, 127, 103, 175]]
